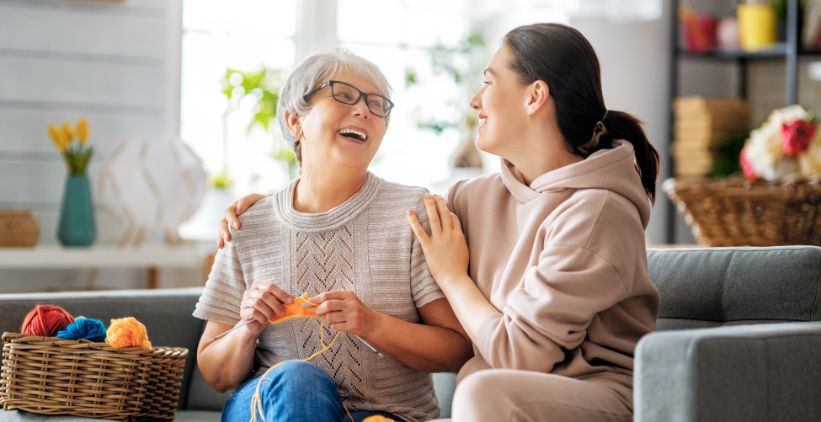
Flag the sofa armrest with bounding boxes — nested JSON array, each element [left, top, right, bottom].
[[635, 322, 821, 422]]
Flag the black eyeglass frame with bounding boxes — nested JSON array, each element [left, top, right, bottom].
[[303, 80, 394, 118]]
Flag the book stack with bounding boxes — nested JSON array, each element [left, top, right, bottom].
[[673, 96, 750, 178]]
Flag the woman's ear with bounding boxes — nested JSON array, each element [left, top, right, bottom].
[[526, 80, 550, 116], [284, 111, 303, 140]]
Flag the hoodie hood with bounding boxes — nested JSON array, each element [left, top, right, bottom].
[[500, 140, 652, 228]]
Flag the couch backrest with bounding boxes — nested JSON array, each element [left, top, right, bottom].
[[647, 246, 821, 331], [0, 287, 206, 410]]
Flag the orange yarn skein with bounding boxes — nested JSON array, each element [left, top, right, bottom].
[[106, 317, 152, 348]]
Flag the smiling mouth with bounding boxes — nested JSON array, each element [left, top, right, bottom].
[[337, 128, 368, 142]]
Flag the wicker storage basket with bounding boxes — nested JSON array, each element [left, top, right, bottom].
[[663, 177, 821, 246], [0, 210, 39, 247], [0, 332, 188, 421]]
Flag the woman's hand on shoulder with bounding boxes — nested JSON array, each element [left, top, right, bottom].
[[239, 281, 294, 337], [217, 193, 266, 249], [407, 195, 470, 286]]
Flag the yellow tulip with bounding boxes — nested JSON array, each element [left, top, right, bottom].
[[61, 122, 74, 144], [48, 124, 61, 143], [76, 118, 89, 145], [48, 124, 68, 151]]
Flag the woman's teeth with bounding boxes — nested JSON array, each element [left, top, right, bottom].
[[338, 128, 367, 141]]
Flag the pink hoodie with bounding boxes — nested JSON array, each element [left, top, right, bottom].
[[449, 140, 659, 388]]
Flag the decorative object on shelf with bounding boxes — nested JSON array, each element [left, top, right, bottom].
[[717, 16, 741, 49], [48, 118, 96, 247], [679, 7, 719, 52], [667, 105, 821, 246], [0, 209, 39, 247], [804, 0, 821, 49], [740, 105, 821, 181], [97, 139, 207, 247], [664, 177, 820, 246], [404, 32, 487, 169], [673, 96, 750, 178], [737, 1, 778, 51]]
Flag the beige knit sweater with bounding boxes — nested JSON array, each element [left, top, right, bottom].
[[194, 172, 443, 422]]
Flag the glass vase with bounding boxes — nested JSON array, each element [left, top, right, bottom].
[[58, 174, 96, 247]]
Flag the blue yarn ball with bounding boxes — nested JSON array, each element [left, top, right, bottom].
[[57, 317, 107, 342]]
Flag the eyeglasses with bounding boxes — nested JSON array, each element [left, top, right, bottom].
[[304, 80, 394, 118]]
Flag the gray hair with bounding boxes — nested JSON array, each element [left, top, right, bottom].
[[277, 48, 392, 164]]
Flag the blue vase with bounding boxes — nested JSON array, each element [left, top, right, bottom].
[[58, 174, 96, 247]]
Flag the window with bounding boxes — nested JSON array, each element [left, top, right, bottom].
[[181, 0, 488, 196]]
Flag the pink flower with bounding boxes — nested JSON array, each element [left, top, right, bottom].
[[740, 146, 758, 181], [781, 120, 815, 156]]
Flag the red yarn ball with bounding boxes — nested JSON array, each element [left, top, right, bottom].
[[21, 305, 75, 337]]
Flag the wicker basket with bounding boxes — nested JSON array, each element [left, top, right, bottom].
[[663, 177, 821, 246], [0, 332, 188, 421], [0, 210, 39, 247]]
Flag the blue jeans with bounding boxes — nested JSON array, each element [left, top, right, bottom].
[[221, 360, 403, 422]]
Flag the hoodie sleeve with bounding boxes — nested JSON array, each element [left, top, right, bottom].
[[474, 195, 632, 372]]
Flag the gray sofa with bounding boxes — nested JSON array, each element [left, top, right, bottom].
[[1, 246, 820, 421]]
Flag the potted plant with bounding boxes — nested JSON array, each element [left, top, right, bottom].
[[404, 32, 487, 169]]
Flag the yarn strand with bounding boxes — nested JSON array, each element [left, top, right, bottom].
[[248, 295, 354, 422]]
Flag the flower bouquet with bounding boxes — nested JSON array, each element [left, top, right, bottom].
[[48, 118, 97, 246], [664, 105, 821, 246], [740, 105, 821, 181]]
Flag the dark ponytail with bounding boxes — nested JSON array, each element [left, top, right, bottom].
[[504, 23, 660, 203]]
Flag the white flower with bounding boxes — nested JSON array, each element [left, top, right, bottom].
[[799, 130, 821, 177]]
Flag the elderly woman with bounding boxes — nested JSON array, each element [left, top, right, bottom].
[[193, 49, 472, 422]]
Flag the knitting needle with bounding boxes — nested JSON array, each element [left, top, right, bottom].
[[354, 335, 384, 358], [205, 320, 250, 344], [208, 321, 383, 358]]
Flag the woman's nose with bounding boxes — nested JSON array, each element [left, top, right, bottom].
[[470, 91, 481, 110], [351, 98, 370, 118]]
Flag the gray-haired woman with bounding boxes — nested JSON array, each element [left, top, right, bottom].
[[194, 49, 472, 422]]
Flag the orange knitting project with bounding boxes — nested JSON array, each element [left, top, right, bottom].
[[269, 293, 318, 323]]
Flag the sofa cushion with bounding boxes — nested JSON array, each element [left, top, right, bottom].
[[647, 246, 821, 330]]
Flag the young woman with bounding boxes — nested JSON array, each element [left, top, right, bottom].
[[220, 23, 660, 421], [196, 49, 471, 422]]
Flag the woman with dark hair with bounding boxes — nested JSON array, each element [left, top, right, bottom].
[[219, 23, 660, 421], [407, 23, 660, 421]]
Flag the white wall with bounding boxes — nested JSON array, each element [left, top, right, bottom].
[[0, 0, 198, 291], [0, 0, 182, 245]]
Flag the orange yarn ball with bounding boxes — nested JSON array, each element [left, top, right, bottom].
[[106, 317, 152, 348], [21, 304, 75, 337], [362, 416, 396, 422]]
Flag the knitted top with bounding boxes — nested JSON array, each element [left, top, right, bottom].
[[193, 172, 443, 422]]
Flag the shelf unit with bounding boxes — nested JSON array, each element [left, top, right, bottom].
[[666, 0, 805, 243], [0, 246, 204, 289]]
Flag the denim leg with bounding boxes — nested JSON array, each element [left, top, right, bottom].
[[221, 360, 346, 422]]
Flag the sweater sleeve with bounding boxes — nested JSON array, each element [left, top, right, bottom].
[[474, 196, 631, 372], [409, 192, 445, 308], [192, 228, 247, 325]]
